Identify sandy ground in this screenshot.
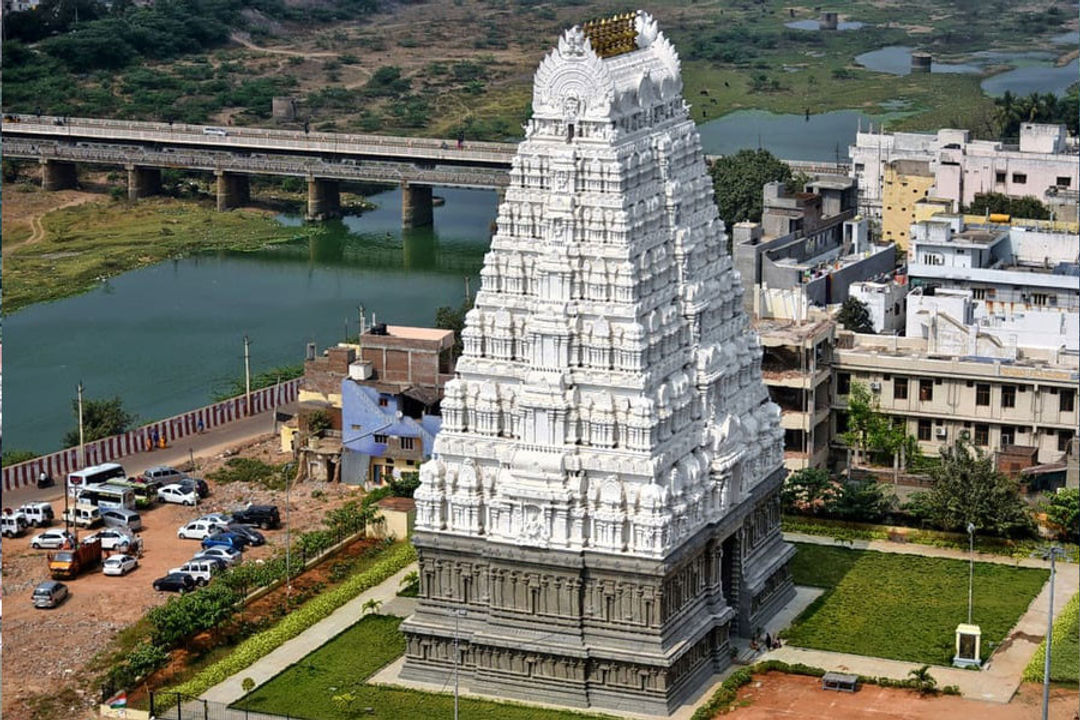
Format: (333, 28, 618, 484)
(0, 435, 365, 718)
(727, 672, 1079, 719)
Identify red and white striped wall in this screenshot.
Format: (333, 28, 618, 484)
(2, 379, 300, 493)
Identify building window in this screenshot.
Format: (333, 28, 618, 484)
(373, 434, 389, 444)
(972, 288, 987, 300)
(1031, 293, 1049, 306)
(976, 383, 990, 406)
(1000, 426, 1015, 446)
(973, 424, 989, 446)
(1060, 431, 1075, 453)
(837, 373, 851, 396)
(400, 437, 415, 450)
(919, 379, 933, 402)
(1001, 385, 1016, 408)
(1012, 173, 1027, 184)
(836, 411, 849, 435)
(995, 171, 1006, 183)
(379, 397, 389, 407)
(1061, 391, 1076, 413)
(1057, 176, 1072, 188)
(917, 419, 932, 441)
(893, 377, 908, 400)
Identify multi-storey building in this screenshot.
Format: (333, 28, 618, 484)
(402, 12, 792, 714)
(834, 331, 1078, 468)
(850, 123, 1080, 223)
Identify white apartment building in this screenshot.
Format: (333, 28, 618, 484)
(849, 279, 908, 334)
(850, 123, 1079, 221)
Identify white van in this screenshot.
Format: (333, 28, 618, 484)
(17, 502, 55, 527)
(203, 127, 228, 137)
(62, 504, 103, 529)
(2, 514, 29, 538)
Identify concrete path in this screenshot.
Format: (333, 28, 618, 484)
(773, 531, 1080, 703)
(3, 403, 295, 509)
(200, 563, 418, 705)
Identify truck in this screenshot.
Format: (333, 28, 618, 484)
(47, 536, 103, 579)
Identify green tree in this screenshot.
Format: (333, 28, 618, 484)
(1042, 488, 1079, 541)
(62, 396, 137, 448)
(825, 476, 894, 523)
(967, 193, 1051, 220)
(919, 437, 1034, 537)
(389, 470, 421, 498)
(434, 292, 475, 357)
(781, 467, 832, 514)
(836, 296, 875, 334)
(2, 449, 39, 466)
(361, 597, 383, 615)
(908, 665, 938, 695)
(841, 381, 918, 472)
(708, 148, 792, 225)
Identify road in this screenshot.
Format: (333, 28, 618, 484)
(2, 403, 295, 510)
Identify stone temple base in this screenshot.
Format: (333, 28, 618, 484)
(400, 470, 795, 716)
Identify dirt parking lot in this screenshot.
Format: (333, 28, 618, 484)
(728, 671, 1078, 719)
(1, 435, 365, 718)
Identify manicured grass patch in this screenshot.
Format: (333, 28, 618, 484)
(236, 615, 615, 720)
(1024, 593, 1079, 684)
(785, 543, 1048, 665)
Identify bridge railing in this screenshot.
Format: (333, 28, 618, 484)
(1, 379, 300, 493)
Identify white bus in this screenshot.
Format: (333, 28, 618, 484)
(67, 463, 126, 493)
(75, 483, 136, 511)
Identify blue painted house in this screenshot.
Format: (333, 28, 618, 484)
(340, 379, 441, 488)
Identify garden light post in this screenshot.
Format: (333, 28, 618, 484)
(1040, 545, 1065, 720)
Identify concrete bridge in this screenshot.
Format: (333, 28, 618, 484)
(1, 114, 516, 225)
(2, 115, 849, 225)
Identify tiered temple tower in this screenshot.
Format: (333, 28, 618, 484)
(400, 11, 794, 715)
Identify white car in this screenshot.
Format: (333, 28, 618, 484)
(158, 484, 198, 506)
(177, 520, 222, 540)
(197, 513, 232, 526)
(30, 529, 76, 549)
(88, 528, 138, 551)
(103, 554, 139, 576)
(169, 560, 221, 587)
(193, 546, 241, 566)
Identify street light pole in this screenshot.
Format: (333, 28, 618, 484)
(243, 335, 252, 417)
(1041, 545, 1066, 720)
(967, 522, 975, 625)
(77, 382, 86, 469)
(284, 462, 295, 600)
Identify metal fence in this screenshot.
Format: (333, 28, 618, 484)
(149, 693, 319, 720)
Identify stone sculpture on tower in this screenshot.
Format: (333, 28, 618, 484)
(400, 11, 793, 715)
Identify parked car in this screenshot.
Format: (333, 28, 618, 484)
(103, 554, 139, 576)
(87, 528, 139, 552)
(193, 546, 241, 566)
(226, 524, 266, 546)
(30, 529, 76, 549)
(197, 513, 232, 526)
(158, 484, 198, 506)
(200, 531, 247, 552)
(62, 504, 103, 529)
(2, 514, 29, 538)
(32, 580, 69, 609)
(177, 520, 223, 540)
(17, 502, 55, 527)
(231, 504, 281, 530)
(139, 466, 185, 487)
(177, 477, 210, 499)
(169, 560, 222, 586)
(152, 572, 196, 594)
(100, 507, 143, 532)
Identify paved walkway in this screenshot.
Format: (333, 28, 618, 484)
(200, 563, 418, 705)
(779, 531, 1079, 703)
(3, 404, 294, 509)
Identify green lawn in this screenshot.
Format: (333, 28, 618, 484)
(1024, 593, 1079, 685)
(234, 615, 616, 720)
(785, 543, 1048, 665)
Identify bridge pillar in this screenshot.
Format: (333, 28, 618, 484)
(126, 165, 162, 201)
(306, 178, 341, 221)
(401, 181, 433, 228)
(215, 171, 250, 211)
(40, 159, 78, 191)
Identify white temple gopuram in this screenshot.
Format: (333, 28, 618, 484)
(400, 11, 794, 715)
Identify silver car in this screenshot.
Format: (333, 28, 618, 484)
(103, 554, 139, 576)
(32, 580, 69, 608)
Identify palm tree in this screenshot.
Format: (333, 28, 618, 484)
(400, 570, 419, 588)
(907, 665, 937, 695)
(362, 598, 383, 615)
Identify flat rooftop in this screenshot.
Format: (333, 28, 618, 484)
(365, 326, 453, 342)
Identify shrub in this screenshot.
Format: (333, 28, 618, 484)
(167, 543, 416, 698)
